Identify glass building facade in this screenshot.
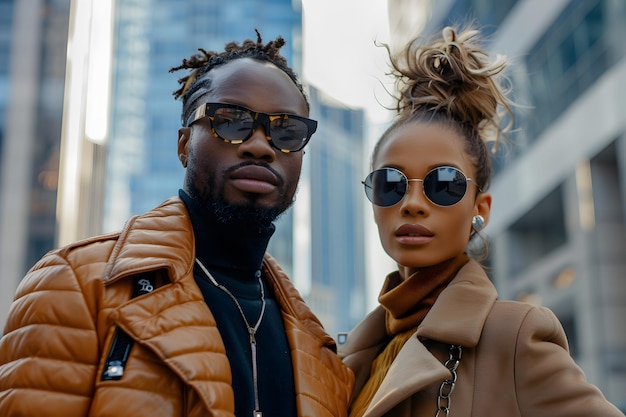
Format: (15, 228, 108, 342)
(0, 0, 13, 165)
(523, 0, 625, 146)
(0, 0, 70, 325)
(306, 87, 368, 336)
(1, 0, 70, 270)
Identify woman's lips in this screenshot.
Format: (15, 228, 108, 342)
(229, 165, 279, 194)
(395, 224, 434, 245)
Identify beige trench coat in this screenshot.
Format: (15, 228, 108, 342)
(339, 260, 622, 417)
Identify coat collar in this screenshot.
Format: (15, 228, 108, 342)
(340, 260, 496, 357)
(416, 259, 498, 347)
(340, 260, 497, 417)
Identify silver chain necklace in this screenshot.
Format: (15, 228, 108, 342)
(195, 258, 266, 417)
(435, 344, 462, 417)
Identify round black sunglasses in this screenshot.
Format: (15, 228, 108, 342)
(362, 166, 482, 207)
(186, 102, 317, 153)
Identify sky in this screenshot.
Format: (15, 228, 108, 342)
(301, 0, 394, 124)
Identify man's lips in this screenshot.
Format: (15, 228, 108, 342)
(395, 224, 434, 244)
(229, 165, 280, 194)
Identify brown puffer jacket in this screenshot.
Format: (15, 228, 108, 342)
(0, 198, 354, 417)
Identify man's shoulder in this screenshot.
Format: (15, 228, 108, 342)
(34, 197, 190, 277)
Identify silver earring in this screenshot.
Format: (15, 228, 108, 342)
(472, 215, 485, 231)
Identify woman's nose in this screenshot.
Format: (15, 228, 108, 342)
(399, 180, 429, 216)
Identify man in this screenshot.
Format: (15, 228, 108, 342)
(0, 32, 354, 417)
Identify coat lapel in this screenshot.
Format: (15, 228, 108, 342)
(362, 335, 450, 417)
(339, 308, 450, 417)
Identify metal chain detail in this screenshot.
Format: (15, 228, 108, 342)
(435, 345, 462, 417)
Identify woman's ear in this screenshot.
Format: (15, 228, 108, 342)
(475, 192, 492, 227)
(178, 127, 190, 168)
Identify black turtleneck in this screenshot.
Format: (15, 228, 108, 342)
(180, 190, 296, 417)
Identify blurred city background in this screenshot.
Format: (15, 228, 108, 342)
(0, 0, 624, 410)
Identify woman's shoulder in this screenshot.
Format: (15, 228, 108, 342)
(488, 301, 562, 328)
(482, 300, 567, 350)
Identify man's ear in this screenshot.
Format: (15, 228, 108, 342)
(178, 127, 190, 168)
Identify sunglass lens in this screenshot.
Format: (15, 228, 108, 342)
(423, 167, 467, 206)
(213, 107, 253, 141)
(269, 116, 309, 152)
(364, 168, 407, 207)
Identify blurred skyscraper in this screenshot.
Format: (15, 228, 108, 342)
(389, 0, 626, 410)
(0, 0, 70, 326)
(306, 87, 367, 336)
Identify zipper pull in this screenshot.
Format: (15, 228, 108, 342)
(103, 360, 125, 378)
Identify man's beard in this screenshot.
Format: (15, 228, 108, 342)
(186, 168, 294, 234)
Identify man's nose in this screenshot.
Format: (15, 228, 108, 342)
(236, 125, 276, 161)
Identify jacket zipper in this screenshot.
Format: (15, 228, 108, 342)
(101, 328, 134, 380)
(101, 275, 156, 381)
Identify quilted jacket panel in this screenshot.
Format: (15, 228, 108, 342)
(0, 198, 354, 417)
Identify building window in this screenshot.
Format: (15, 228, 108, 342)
(521, 0, 624, 144)
(506, 184, 567, 278)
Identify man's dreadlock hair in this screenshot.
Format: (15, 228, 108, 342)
(169, 29, 308, 126)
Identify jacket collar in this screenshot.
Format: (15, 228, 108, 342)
(101, 197, 195, 285)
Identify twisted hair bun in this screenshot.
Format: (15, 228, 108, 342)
(389, 26, 513, 144)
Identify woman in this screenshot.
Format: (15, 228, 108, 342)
(339, 25, 623, 417)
